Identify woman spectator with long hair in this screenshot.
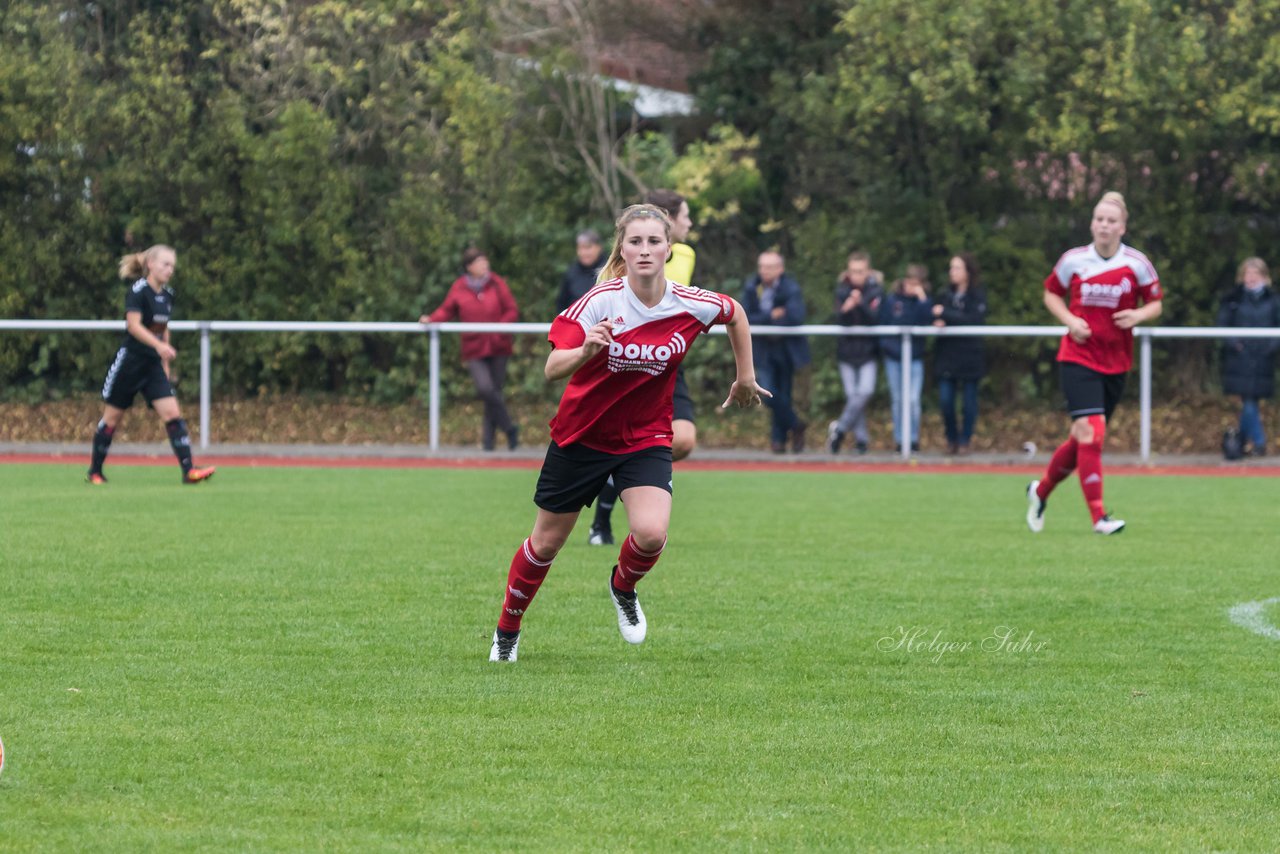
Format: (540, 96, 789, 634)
(932, 252, 988, 455)
(1217, 257, 1280, 457)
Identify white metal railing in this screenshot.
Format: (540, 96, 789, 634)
(2, 318, 1279, 461)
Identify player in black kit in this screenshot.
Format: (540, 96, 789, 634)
(87, 245, 216, 485)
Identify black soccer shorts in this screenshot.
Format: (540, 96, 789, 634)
(1059, 361, 1126, 421)
(101, 349, 174, 410)
(533, 441, 673, 514)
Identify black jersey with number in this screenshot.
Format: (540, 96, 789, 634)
(122, 278, 175, 360)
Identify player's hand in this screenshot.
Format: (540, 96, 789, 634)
(582, 319, 614, 358)
(721, 378, 772, 410)
(156, 343, 177, 361)
(1067, 316, 1091, 343)
(1111, 309, 1140, 330)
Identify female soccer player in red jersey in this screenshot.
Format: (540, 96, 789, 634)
(87, 245, 216, 485)
(489, 204, 770, 661)
(587, 188, 697, 546)
(1026, 192, 1163, 534)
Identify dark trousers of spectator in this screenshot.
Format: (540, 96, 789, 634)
(756, 350, 801, 446)
(466, 356, 514, 450)
(939, 377, 980, 447)
(1240, 397, 1266, 449)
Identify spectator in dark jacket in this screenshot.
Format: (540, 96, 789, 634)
(828, 251, 883, 454)
(743, 251, 811, 452)
(557, 230, 605, 312)
(932, 253, 988, 455)
(1217, 257, 1280, 456)
(878, 264, 934, 452)
(420, 247, 521, 451)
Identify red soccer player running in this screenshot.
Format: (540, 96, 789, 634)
(1026, 192, 1163, 535)
(488, 204, 770, 662)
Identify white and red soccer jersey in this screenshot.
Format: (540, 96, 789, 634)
(548, 277, 735, 453)
(1044, 242, 1162, 374)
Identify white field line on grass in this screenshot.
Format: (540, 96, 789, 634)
(1227, 597, 1280, 641)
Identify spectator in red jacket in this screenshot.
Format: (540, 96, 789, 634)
(420, 248, 521, 450)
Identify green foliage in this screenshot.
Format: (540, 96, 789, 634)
(687, 0, 1280, 402)
(0, 0, 592, 400)
(669, 124, 765, 227)
(5, 0, 1280, 406)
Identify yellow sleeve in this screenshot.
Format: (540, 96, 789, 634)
(665, 243, 696, 287)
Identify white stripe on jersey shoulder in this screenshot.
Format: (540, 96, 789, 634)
(566, 278, 625, 322)
(1121, 246, 1158, 281)
(1059, 245, 1092, 265)
(672, 284, 726, 308)
(1054, 245, 1091, 275)
(132, 278, 149, 293)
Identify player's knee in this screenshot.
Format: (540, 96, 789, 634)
(627, 524, 667, 554)
(1073, 415, 1105, 448)
(671, 421, 697, 461)
(529, 532, 566, 561)
(1070, 418, 1093, 444)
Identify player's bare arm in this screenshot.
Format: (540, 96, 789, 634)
(127, 310, 176, 360)
(162, 328, 174, 379)
(721, 298, 771, 409)
(545, 319, 613, 381)
(1112, 300, 1163, 330)
(1043, 291, 1091, 343)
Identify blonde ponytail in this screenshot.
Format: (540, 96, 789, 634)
(118, 252, 146, 280)
(117, 244, 176, 281)
(598, 204, 672, 282)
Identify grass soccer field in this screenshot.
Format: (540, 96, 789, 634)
(1, 462, 1278, 850)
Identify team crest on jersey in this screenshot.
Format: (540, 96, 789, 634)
(607, 332, 688, 376)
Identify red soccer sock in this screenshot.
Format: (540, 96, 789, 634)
(497, 538, 553, 633)
(1037, 437, 1078, 501)
(1077, 415, 1107, 523)
(612, 534, 666, 593)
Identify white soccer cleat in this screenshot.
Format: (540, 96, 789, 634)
(1025, 480, 1046, 533)
(1093, 515, 1126, 535)
(489, 629, 520, 662)
(608, 568, 647, 644)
